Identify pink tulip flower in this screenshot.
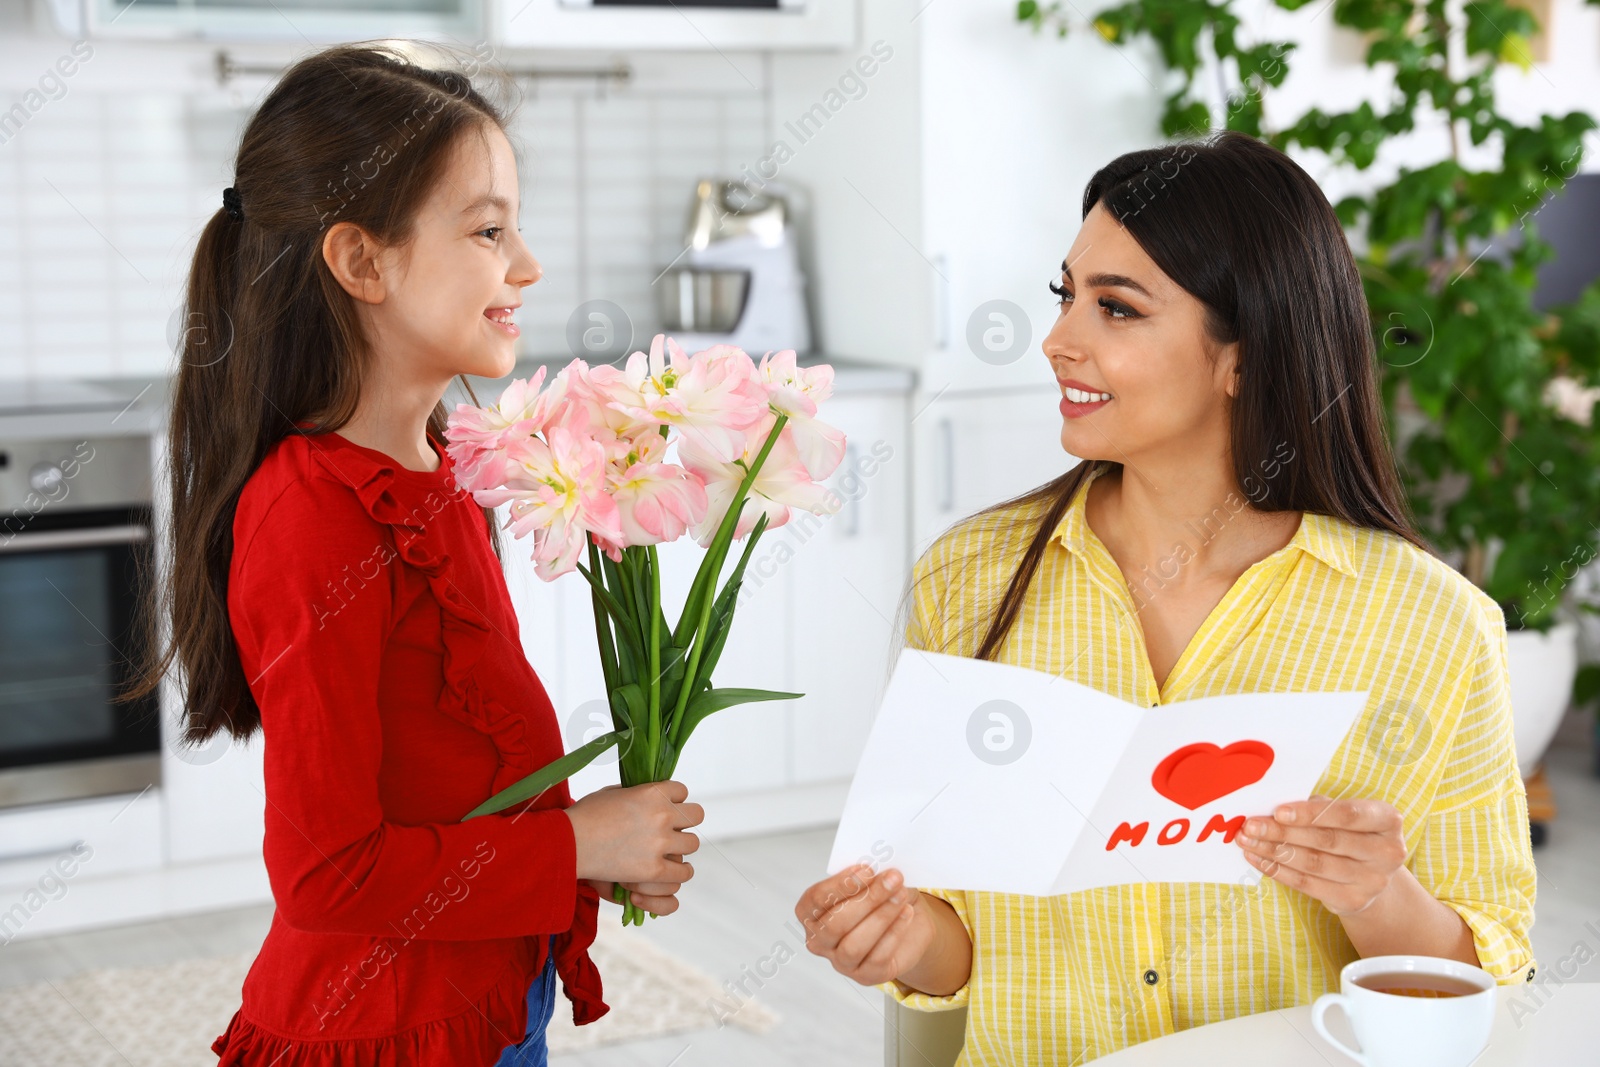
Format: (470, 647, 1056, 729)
(756, 350, 847, 482)
(445, 366, 553, 491)
(472, 426, 622, 580)
(680, 412, 841, 545)
(597, 335, 770, 464)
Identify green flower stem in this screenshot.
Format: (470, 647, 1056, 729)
(611, 880, 645, 925)
(647, 544, 662, 777)
(665, 413, 789, 746)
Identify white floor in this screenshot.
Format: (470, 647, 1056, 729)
(3, 715, 1599, 1066)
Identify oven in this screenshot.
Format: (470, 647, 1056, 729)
(0, 433, 161, 810)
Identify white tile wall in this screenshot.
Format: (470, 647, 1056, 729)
(0, 75, 769, 384)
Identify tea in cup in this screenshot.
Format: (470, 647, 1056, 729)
(1311, 955, 1497, 1067)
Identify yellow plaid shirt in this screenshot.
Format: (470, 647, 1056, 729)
(881, 463, 1538, 1065)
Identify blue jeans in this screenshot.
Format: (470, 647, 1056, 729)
(493, 936, 558, 1067)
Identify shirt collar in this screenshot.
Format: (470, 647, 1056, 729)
(1049, 463, 1361, 580)
(1292, 510, 1361, 579)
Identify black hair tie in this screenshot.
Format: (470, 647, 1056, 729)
(222, 186, 244, 222)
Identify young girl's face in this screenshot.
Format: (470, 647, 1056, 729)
(364, 122, 540, 385)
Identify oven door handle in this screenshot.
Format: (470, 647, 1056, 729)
(0, 524, 150, 553)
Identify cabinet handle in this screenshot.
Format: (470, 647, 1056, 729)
(938, 418, 955, 512)
(0, 840, 86, 865)
(842, 444, 861, 537)
(933, 254, 950, 349)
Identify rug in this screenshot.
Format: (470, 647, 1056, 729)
(0, 919, 777, 1064)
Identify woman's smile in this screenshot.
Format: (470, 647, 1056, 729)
(1058, 376, 1114, 418)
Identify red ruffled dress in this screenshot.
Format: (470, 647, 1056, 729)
(212, 427, 608, 1066)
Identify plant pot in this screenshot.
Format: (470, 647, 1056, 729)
(1506, 620, 1579, 777)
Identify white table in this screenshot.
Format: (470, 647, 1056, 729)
(1088, 983, 1599, 1065)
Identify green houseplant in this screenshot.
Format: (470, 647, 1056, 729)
(1019, 0, 1600, 772)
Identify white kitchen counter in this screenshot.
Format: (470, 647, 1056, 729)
(467, 350, 916, 399)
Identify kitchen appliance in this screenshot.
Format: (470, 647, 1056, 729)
(0, 412, 161, 811)
(656, 178, 813, 356)
(499, 0, 853, 50)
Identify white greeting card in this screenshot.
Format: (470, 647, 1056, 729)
(826, 650, 1368, 895)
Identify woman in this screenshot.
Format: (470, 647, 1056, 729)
(794, 132, 1537, 1064)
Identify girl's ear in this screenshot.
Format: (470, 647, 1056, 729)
(322, 221, 389, 305)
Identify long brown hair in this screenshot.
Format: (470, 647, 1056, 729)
(961, 132, 1425, 663)
(125, 43, 512, 747)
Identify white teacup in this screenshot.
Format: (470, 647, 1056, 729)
(1311, 955, 1497, 1067)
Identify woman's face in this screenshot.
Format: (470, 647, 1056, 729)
(1043, 203, 1237, 466)
(358, 123, 541, 385)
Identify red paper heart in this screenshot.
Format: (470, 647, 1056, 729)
(1150, 740, 1275, 810)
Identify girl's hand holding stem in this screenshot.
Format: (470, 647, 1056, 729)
(567, 780, 703, 918)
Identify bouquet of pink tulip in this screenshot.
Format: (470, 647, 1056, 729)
(448, 335, 845, 923)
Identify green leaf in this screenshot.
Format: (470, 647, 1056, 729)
(587, 542, 621, 697)
(1464, 0, 1538, 59)
(1334, 194, 1369, 227)
(1236, 42, 1293, 87)
(461, 729, 628, 820)
(678, 688, 801, 749)
(1574, 664, 1600, 710)
(696, 513, 771, 684)
(656, 642, 689, 714)
(1161, 92, 1211, 138)
(576, 562, 646, 668)
(612, 681, 646, 731)
(623, 547, 652, 631)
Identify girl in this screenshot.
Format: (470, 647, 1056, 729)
(130, 44, 704, 1066)
(794, 133, 1538, 1064)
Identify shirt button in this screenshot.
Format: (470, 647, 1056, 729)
(1527, 966, 1537, 982)
(1143, 968, 1160, 985)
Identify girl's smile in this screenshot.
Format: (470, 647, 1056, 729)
(484, 304, 520, 338)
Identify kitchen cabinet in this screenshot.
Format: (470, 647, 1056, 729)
(491, 0, 855, 52)
(778, 0, 1161, 388)
(787, 392, 910, 783)
(161, 719, 266, 865)
(910, 385, 1081, 555)
(145, 427, 267, 867)
(910, 0, 1161, 395)
(0, 790, 162, 890)
(0, 788, 166, 940)
(55, 0, 480, 42)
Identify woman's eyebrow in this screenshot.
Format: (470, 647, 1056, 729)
(1059, 263, 1154, 298)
